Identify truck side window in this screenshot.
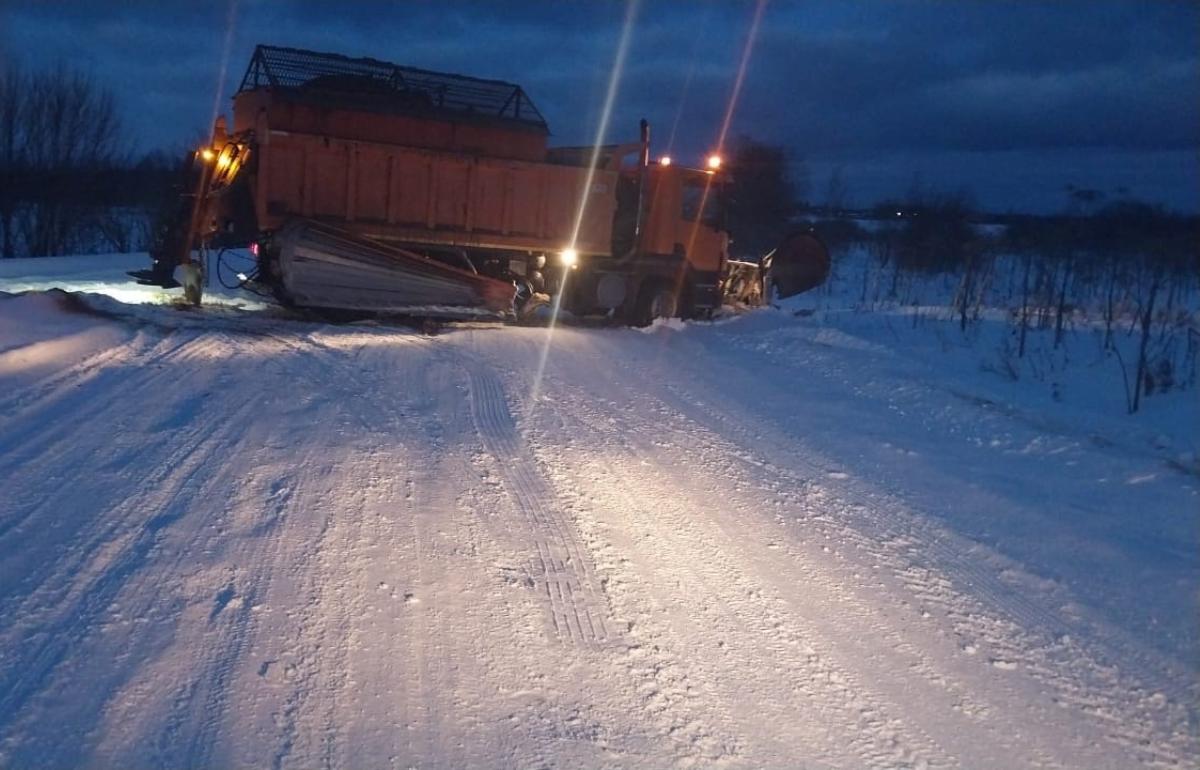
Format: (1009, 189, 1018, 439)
(681, 181, 720, 226)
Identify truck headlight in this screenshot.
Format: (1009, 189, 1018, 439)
(560, 248, 578, 267)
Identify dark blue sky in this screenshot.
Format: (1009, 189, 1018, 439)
(2, 0, 1197, 213)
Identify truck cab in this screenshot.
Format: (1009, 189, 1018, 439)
(565, 159, 728, 323)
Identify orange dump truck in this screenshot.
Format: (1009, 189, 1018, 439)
(133, 45, 827, 321)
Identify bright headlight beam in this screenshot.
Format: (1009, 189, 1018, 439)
(561, 248, 578, 267)
(531, 0, 641, 404)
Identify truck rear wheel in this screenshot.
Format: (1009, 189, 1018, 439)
(632, 280, 678, 326)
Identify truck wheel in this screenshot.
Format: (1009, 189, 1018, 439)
(633, 280, 677, 326)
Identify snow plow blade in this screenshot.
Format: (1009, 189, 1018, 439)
(764, 231, 831, 300)
(272, 220, 516, 318)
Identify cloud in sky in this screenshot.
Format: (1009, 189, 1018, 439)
(2, 0, 1197, 212)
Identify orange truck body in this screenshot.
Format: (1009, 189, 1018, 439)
(201, 46, 731, 320)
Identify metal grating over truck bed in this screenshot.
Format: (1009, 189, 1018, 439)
(237, 45, 549, 132)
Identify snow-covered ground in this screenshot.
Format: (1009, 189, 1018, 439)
(1, 255, 1196, 768)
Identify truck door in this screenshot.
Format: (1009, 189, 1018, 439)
(678, 173, 727, 274)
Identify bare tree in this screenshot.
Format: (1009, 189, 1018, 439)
(0, 56, 25, 258)
(0, 60, 127, 258)
(1002, 216, 1052, 358)
(896, 189, 977, 274)
(823, 164, 849, 215)
(23, 65, 125, 256)
(725, 136, 804, 259)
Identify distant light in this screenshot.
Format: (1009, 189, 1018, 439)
(236, 272, 248, 282)
(250, 242, 259, 256)
(200, 148, 215, 162)
(560, 248, 578, 267)
(706, 154, 722, 170)
(659, 155, 672, 166)
(896, 211, 902, 217)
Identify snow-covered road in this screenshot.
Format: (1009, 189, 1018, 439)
(0, 286, 1196, 768)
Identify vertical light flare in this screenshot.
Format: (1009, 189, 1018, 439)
(184, 0, 238, 275)
(653, 1, 767, 366)
(207, 0, 240, 140)
(664, 3, 713, 156)
(675, 0, 767, 279)
(676, 0, 768, 306)
(714, 0, 767, 157)
(531, 0, 641, 403)
(566, 0, 642, 249)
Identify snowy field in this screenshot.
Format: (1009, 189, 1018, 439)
(0, 254, 1196, 768)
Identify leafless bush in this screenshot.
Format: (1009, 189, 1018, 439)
(0, 57, 176, 258)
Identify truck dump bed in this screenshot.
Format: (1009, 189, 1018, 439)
(232, 46, 618, 257)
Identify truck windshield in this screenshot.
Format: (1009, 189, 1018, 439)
(681, 179, 721, 226)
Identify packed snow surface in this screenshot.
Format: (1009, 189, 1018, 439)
(0, 256, 1196, 768)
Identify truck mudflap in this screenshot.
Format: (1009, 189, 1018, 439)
(270, 220, 516, 318)
(689, 273, 723, 314)
(764, 231, 831, 300)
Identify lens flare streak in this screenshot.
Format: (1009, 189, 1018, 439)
(531, 0, 642, 403)
(208, 0, 240, 140)
(715, 0, 768, 157)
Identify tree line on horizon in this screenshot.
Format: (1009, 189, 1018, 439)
(1, 59, 1196, 291)
(0, 59, 181, 260)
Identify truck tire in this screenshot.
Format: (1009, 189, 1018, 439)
(632, 279, 678, 326)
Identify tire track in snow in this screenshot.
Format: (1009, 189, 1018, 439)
(0, 330, 213, 545)
(463, 358, 610, 648)
(146, 341, 345, 770)
(252, 329, 434, 770)
(153, 580, 263, 770)
(551, 329, 1192, 767)
(646, 378, 1195, 767)
(139, 328, 386, 769)
(537, 392, 954, 769)
(0, 329, 200, 464)
(262, 492, 345, 770)
(1, 327, 353, 767)
(458, 336, 739, 768)
(0, 331, 234, 616)
(0, 330, 264, 759)
(249, 332, 384, 770)
(0, 325, 149, 419)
